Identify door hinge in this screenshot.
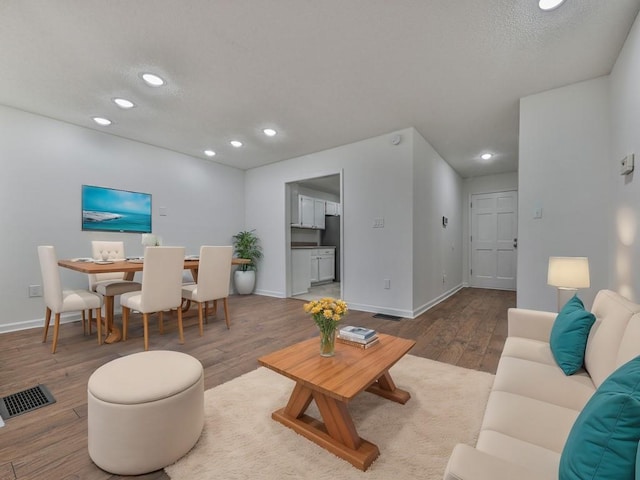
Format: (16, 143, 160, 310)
(470, 269, 473, 276)
(470, 202, 472, 208)
(470, 235, 472, 242)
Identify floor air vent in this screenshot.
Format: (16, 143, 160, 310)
(0, 384, 56, 419)
(373, 313, 402, 321)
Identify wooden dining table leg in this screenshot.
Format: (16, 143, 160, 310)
(103, 296, 122, 344)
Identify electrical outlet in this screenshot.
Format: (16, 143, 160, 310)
(29, 285, 43, 297)
(372, 217, 385, 228)
(384, 279, 391, 289)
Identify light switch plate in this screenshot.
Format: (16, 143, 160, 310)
(534, 207, 543, 219)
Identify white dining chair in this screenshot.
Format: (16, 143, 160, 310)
(37, 245, 104, 353)
(121, 246, 186, 351)
(88, 241, 141, 340)
(182, 245, 233, 335)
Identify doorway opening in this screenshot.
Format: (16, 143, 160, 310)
(286, 173, 342, 301)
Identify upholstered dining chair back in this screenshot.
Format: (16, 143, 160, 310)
(139, 246, 186, 312)
(181, 245, 234, 334)
(194, 246, 233, 302)
(37, 245, 103, 353)
(88, 240, 128, 290)
(38, 245, 65, 312)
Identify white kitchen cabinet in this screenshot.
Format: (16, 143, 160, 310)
(325, 201, 341, 216)
(310, 248, 335, 284)
(291, 249, 311, 295)
(313, 199, 325, 229)
(299, 196, 315, 227)
(293, 195, 326, 229)
(309, 249, 319, 283)
(318, 254, 335, 282)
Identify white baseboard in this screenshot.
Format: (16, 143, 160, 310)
(411, 284, 464, 318)
(0, 311, 83, 334)
(1, 285, 466, 334)
(252, 289, 286, 298)
(344, 302, 413, 319)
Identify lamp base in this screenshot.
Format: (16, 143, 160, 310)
(557, 288, 578, 312)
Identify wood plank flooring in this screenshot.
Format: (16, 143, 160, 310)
(0, 287, 514, 480)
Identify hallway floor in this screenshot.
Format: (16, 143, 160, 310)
(291, 281, 341, 301)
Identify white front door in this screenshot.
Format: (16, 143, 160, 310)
(470, 191, 518, 290)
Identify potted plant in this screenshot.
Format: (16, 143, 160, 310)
(232, 229, 263, 294)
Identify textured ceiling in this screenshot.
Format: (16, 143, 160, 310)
(0, 1, 638, 178)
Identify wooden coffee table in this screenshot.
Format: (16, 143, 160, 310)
(258, 333, 415, 470)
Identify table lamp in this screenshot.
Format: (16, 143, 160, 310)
(547, 256, 590, 312)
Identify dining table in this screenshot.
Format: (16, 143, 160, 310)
(58, 256, 250, 343)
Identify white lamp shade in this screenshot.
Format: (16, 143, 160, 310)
(547, 256, 590, 289)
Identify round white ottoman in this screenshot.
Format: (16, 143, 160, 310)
(87, 350, 204, 475)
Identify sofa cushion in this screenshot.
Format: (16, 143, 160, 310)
(492, 356, 594, 411)
(585, 290, 640, 387)
(481, 391, 580, 455)
(559, 355, 640, 480)
(617, 314, 640, 370)
(501, 337, 558, 366)
(550, 295, 596, 375)
(476, 430, 561, 479)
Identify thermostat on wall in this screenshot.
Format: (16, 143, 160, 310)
(621, 154, 634, 175)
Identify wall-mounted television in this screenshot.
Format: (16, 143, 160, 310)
(82, 185, 152, 233)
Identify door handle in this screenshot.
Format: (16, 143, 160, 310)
(513, 238, 518, 249)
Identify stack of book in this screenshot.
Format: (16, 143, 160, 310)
(337, 326, 379, 349)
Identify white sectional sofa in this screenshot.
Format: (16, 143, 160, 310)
(444, 289, 640, 480)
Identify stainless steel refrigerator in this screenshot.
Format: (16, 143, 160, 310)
(321, 215, 341, 282)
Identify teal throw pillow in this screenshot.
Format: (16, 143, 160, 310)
(559, 355, 640, 480)
(550, 295, 596, 375)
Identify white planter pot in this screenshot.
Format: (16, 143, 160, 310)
(234, 270, 256, 295)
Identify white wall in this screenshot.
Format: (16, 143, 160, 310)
(461, 173, 519, 286)
(518, 77, 611, 311)
(610, 12, 640, 302)
(245, 127, 463, 318)
(0, 105, 245, 332)
(413, 133, 464, 314)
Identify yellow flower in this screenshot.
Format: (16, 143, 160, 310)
(304, 297, 348, 328)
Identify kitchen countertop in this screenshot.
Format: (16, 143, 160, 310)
(291, 244, 336, 249)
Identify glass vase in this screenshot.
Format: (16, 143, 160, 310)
(319, 327, 336, 357)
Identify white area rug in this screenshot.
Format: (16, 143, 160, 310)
(165, 354, 494, 480)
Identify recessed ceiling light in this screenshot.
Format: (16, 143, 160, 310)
(230, 140, 243, 148)
(141, 73, 165, 87)
(538, 0, 566, 11)
(113, 98, 135, 109)
(204, 150, 216, 157)
(92, 117, 112, 126)
(263, 128, 277, 137)
(481, 153, 493, 160)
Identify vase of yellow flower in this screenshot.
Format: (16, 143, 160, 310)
(303, 297, 348, 357)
